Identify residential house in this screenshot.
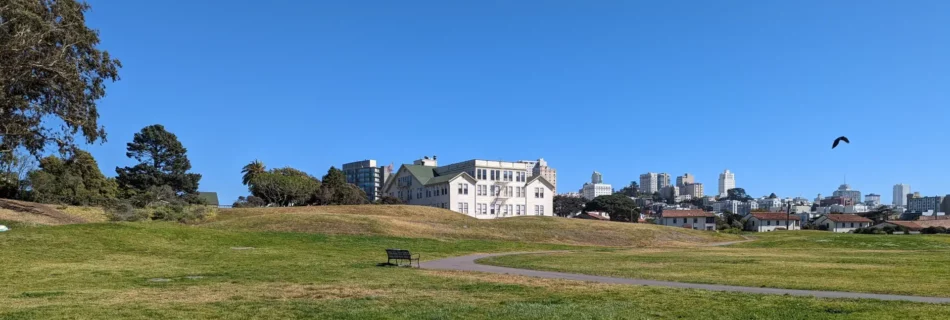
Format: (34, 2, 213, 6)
(744, 212, 801, 232)
(814, 214, 872, 233)
(658, 210, 716, 230)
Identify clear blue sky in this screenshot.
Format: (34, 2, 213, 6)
(80, 0, 950, 205)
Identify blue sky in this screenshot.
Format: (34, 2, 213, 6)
(80, 0, 950, 205)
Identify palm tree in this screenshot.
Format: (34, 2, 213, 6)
(241, 160, 266, 185)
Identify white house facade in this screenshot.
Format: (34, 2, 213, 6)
(657, 210, 716, 230)
(382, 158, 555, 219)
(744, 212, 801, 232)
(814, 214, 872, 233)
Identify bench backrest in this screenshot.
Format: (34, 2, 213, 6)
(386, 249, 412, 259)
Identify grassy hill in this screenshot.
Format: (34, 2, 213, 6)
(3, 203, 950, 318)
(482, 231, 950, 297)
(204, 205, 740, 247)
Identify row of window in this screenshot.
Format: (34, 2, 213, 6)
(473, 169, 527, 182)
(754, 220, 799, 226)
(457, 203, 544, 215)
(669, 217, 715, 224)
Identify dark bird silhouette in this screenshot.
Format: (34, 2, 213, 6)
(832, 136, 850, 149)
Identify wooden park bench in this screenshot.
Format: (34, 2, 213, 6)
(385, 249, 420, 268)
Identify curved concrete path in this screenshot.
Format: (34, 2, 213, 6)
(421, 250, 950, 304)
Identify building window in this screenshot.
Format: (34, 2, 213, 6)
(767, 220, 771, 226)
(490, 205, 496, 215)
(673, 218, 678, 224)
(850, 223, 854, 228)
(693, 218, 698, 224)
(516, 205, 522, 215)
(534, 205, 540, 215)
(540, 205, 544, 215)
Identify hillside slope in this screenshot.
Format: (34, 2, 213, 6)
(0, 199, 101, 225)
(204, 205, 739, 247)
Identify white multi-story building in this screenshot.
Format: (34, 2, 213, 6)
(718, 169, 735, 197)
(757, 197, 783, 212)
(893, 184, 911, 207)
(382, 157, 554, 219)
(640, 172, 659, 194)
(713, 200, 757, 215)
(581, 171, 612, 200)
(864, 194, 881, 207)
(676, 173, 694, 187)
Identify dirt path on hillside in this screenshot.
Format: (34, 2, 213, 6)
(0, 199, 88, 225)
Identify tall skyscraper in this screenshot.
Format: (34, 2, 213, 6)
(718, 169, 735, 197)
(893, 184, 911, 207)
(639, 172, 659, 194)
(657, 173, 671, 190)
(676, 173, 694, 187)
(591, 171, 603, 184)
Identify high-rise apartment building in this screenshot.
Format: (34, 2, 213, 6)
(581, 171, 612, 200)
(382, 157, 554, 219)
(657, 173, 671, 190)
(718, 170, 735, 197)
(832, 184, 862, 206)
(681, 183, 704, 198)
(907, 194, 942, 214)
(640, 173, 659, 194)
(342, 159, 391, 202)
(864, 194, 881, 207)
(676, 173, 694, 187)
(893, 184, 911, 207)
(520, 159, 557, 194)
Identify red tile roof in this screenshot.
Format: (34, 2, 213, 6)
(750, 213, 800, 221)
(877, 221, 923, 231)
(661, 210, 714, 218)
(825, 214, 872, 223)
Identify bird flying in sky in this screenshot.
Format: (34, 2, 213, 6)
(832, 136, 850, 149)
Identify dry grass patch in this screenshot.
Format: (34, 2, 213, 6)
(206, 205, 740, 247)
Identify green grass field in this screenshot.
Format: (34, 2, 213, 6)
(482, 231, 950, 297)
(3, 208, 950, 319)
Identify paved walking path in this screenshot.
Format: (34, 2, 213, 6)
(421, 244, 950, 304)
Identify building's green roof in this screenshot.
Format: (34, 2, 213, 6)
(425, 172, 466, 186)
(197, 192, 219, 206)
(404, 165, 436, 184)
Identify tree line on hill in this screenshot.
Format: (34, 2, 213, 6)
(231, 161, 386, 208)
(1, 124, 212, 222)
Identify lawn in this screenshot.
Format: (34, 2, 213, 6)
(3, 218, 950, 319)
(481, 231, 950, 297)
